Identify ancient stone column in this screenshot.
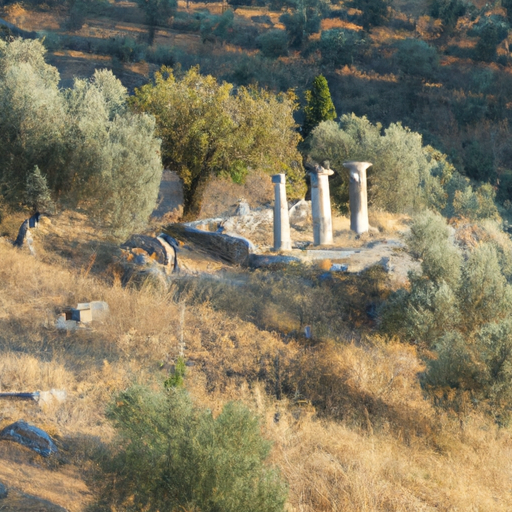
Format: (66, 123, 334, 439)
(343, 161, 372, 235)
(310, 164, 334, 246)
(272, 174, 292, 251)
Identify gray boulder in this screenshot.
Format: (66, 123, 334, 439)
(0, 421, 58, 457)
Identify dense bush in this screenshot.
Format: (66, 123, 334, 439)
(307, 114, 502, 217)
(394, 38, 439, 78)
(429, 0, 466, 32)
(351, 0, 390, 29)
(0, 39, 162, 235)
(381, 212, 512, 422)
(473, 18, 509, 62)
(257, 29, 288, 58)
(96, 386, 288, 512)
(308, 115, 449, 213)
(319, 29, 365, 68)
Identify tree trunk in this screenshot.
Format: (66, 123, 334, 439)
(182, 171, 211, 221)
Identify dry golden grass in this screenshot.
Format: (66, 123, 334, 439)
(2, 211, 512, 511)
(199, 171, 274, 218)
(337, 65, 399, 83)
(321, 18, 362, 31)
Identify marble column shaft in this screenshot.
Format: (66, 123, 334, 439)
(311, 168, 333, 246)
(343, 161, 372, 235)
(272, 174, 291, 251)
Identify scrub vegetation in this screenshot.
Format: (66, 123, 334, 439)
(2, 0, 512, 510)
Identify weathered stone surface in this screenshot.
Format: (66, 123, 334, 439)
(0, 480, 7, 499)
(235, 199, 250, 216)
(344, 161, 372, 235)
(310, 164, 334, 246)
(248, 254, 301, 269)
(89, 301, 110, 322)
(55, 315, 78, 330)
(165, 224, 255, 266)
(121, 234, 176, 268)
(272, 174, 292, 251)
(0, 421, 58, 457)
(289, 200, 311, 225)
(71, 305, 93, 324)
(330, 263, 348, 272)
(305, 249, 357, 260)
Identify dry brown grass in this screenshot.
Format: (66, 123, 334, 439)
(199, 171, 274, 219)
(1, 211, 512, 511)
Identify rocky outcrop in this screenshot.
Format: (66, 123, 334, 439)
(0, 421, 58, 457)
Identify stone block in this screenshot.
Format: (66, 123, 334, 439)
(0, 420, 58, 457)
(71, 305, 92, 324)
(56, 315, 77, 330)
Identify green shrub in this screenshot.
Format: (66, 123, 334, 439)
(319, 29, 365, 67)
(381, 212, 512, 421)
(0, 40, 162, 235)
(394, 38, 439, 78)
(352, 0, 390, 29)
(25, 165, 55, 213)
(96, 386, 288, 512)
(308, 115, 450, 213)
(474, 19, 509, 62)
(302, 75, 337, 137)
(429, 0, 466, 32)
(257, 29, 288, 58)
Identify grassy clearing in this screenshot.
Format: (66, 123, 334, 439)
(1, 211, 512, 510)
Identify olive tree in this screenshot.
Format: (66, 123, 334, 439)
(308, 114, 448, 213)
(380, 212, 512, 422)
(130, 66, 304, 220)
(0, 39, 163, 235)
(0, 39, 68, 202)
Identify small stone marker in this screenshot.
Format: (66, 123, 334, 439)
(72, 304, 93, 324)
(310, 163, 334, 246)
(0, 481, 7, 499)
(343, 161, 372, 235)
(272, 174, 292, 251)
(0, 420, 58, 457)
(235, 199, 250, 216)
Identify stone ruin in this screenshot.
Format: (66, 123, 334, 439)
(118, 233, 180, 287)
(343, 161, 372, 235)
(272, 160, 372, 251)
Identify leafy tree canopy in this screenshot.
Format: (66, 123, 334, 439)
(136, 0, 176, 43)
(130, 66, 305, 220)
(0, 39, 162, 236)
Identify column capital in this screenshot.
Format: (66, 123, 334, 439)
(272, 174, 286, 184)
(343, 161, 373, 173)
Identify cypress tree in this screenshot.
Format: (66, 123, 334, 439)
(25, 165, 54, 213)
(303, 75, 337, 137)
